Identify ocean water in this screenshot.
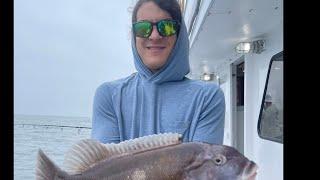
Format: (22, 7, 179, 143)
(14, 114, 92, 180)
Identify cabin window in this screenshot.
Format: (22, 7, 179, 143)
(258, 51, 283, 143)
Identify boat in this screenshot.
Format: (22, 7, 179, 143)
(179, 0, 283, 179)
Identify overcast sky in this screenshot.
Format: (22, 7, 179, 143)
(14, 0, 137, 118)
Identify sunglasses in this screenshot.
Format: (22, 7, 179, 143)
(133, 19, 180, 38)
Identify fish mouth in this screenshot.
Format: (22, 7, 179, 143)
(241, 161, 258, 180)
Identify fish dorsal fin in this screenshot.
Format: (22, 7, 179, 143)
(63, 133, 182, 174)
(105, 132, 182, 154)
(63, 139, 111, 175)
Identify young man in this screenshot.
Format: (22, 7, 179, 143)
(91, 0, 225, 145)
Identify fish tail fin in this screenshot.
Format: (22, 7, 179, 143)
(36, 149, 67, 180)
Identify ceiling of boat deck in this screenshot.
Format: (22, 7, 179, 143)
(188, 0, 283, 76)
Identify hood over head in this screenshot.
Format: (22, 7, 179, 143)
(131, 20, 190, 84)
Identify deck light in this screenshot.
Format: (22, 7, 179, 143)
(235, 40, 265, 54)
(236, 42, 251, 53)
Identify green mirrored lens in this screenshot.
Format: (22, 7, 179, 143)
(134, 22, 152, 38)
(158, 20, 177, 36)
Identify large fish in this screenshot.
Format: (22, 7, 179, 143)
(36, 133, 258, 180)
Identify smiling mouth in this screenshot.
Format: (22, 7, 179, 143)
(146, 46, 165, 50)
(146, 46, 166, 55)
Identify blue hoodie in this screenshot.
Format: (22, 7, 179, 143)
(91, 20, 225, 144)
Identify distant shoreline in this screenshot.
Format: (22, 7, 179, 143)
(14, 114, 90, 120)
(14, 114, 91, 128)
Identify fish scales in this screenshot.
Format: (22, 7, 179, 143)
(36, 133, 258, 180)
(77, 143, 201, 180)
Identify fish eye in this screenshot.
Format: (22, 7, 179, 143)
(213, 155, 226, 166)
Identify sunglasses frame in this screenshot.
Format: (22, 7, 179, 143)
(133, 19, 180, 38)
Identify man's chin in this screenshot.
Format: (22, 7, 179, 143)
(147, 65, 162, 73)
(143, 60, 166, 72)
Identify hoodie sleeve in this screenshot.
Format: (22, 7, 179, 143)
(91, 83, 120, 144)
(192, 85, 225, 144)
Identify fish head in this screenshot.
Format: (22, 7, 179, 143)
(185, 143, 258, 180)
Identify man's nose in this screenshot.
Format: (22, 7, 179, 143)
(149, 25, 162, 40)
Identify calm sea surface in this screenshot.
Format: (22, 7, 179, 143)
(14, 114, 92, 180)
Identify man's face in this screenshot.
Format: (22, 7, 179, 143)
(135, 2, 177, 73)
